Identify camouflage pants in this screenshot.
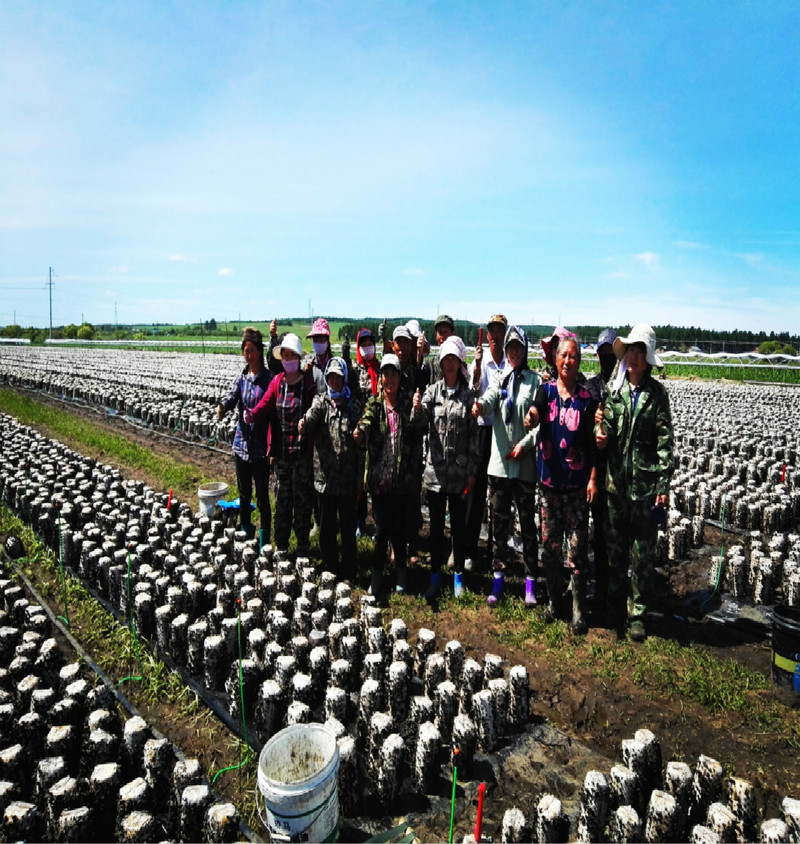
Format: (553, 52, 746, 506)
(488, 476, 538, 576)
(539, 485, 589, 576)
(605, 493, 657, 621)
(273, 455, 314, 551)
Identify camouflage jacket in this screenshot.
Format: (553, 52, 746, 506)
(596, 374, 674, 501)
(412, 379, 479, 494)
(357, 391, 421, 496)
(302, 392, 364, 496)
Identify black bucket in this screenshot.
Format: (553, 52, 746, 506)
(772, 604, 800, 707)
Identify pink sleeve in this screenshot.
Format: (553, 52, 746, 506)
(251, 375, 279, 421)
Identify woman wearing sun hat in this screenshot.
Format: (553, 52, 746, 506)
(595, 323, 674, 642)
(307, 317, 333, 393)
(540, 326, 577, 382)
(245, 332, 317, 559)
(472, 325, 541, 606)
(525, 335, 598, 633)
(354, 353, 422, 599)
(412, 336, 479, 602)
(299, 356, 363, 582)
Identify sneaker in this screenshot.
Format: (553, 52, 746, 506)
(464, 557, 474, 572)
(629, 619, 646, 642)
(491, 558, 506, 572)
(274, 548, 289, 562)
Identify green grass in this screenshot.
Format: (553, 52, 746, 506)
(0, 507, 202, 716)
(663, 364, 800, 383)
(0, 387, 211, 496)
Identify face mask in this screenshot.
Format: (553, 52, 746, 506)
(282, 358, 300, 374)
(361, 345, 376, 361)
(313, 341, 328, 357)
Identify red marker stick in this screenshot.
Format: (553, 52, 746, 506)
(782, 463, 787, 483)
(167, 489, 173, 510)
(478, 327, 484, 347)
(474, 781, 486, 841)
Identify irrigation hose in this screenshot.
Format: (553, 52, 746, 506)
(119, 546, 144, 685)
(56, 508, 70, 627)
(211, 604, 251, 784)
(701, 495, 726, 610)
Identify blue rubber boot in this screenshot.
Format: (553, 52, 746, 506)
(425, 571, 442, 604)
(487, 572, 504, 606)
(454, 572, 466, 598)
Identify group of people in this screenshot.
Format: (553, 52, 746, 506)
(218, 313, 674, 642)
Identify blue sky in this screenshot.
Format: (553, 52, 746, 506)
(2, 1, 798, 333)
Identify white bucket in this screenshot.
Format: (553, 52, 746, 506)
(257, 724, 340, 843)
(197, 482, 228, 518)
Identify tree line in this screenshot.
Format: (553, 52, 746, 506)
(336, 320, 799, 354)
(3, 317, 797, 354)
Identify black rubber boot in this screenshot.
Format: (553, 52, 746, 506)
(571, 572, 588, 635)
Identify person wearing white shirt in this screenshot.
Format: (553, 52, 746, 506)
(465, 313, 511, 571)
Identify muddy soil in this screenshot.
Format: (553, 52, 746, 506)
(6, 389, 800, 842)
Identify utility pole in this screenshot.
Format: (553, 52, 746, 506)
(48, 267, 55, 340)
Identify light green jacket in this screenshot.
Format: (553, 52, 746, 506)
(478, 369, 540, 482)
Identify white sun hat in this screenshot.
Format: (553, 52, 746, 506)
(613, 323, 663, 368)
(272, 332, 304, 359)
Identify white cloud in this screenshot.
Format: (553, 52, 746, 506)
(167, 254, 198, 263)
(635, 252, 659, 267)
(677, 240, 704, 250)
(217, 267, 234, 276)
(111, 265, 129, 273)
(736, 252, 764, 267)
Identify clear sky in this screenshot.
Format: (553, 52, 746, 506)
(2, 1, 798, 333)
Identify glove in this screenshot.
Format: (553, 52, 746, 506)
(377, 319, 386, 341)
(341, 337, 351, 360)
(243, 409, 255, 425)
(216, 404, 224, 421)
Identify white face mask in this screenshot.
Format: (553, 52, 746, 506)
(361, 344, 376, 361)
(312, 341, 328, 357)
(282, 358, 300, 374)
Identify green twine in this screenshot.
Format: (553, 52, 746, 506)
(119, 546, 143, 685)
(448, 752, 458, 844)
(211, 604, 251, 784)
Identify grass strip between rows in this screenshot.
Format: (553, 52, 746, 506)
(0, 387, 210, 497)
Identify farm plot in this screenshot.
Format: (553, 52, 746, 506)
(2, 352, 800, 841)
(0, 543, 245, 841)
(2, 412, 800, 843)
(0, 346, 240, 444)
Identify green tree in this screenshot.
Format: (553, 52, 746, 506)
(63, 323, 78, 339)
(77, 323, 95, 341)
(1, 324, 22, 338)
